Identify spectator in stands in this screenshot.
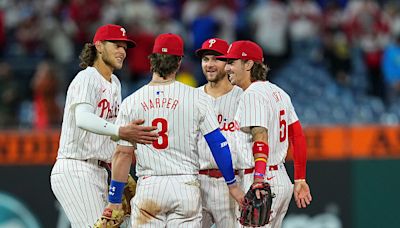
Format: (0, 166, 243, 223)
(382, 33, 400, 104)
(344, 0, 390, 100)
(124, 21, 155, 97)
(322, 0, 352, 86)
(68, 0, 101, 48)
(0, 62, 19, 128)
(288, 0, 322, 62)
(31, 61, 62, 129)
(249, 0, 289, 79)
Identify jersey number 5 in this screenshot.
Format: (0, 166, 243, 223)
(152, 118, 168, 149)
(279, 110, 287, 142)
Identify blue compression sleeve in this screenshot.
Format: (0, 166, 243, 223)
(204, 129, 236, 185)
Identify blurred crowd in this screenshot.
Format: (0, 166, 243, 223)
(0, 0, 400, 129)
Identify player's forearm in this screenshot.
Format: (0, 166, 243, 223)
(108, 145, 134, 204)
(251, 126, 269, 182)
(288, 121, 307, 180)
(75, 103, 119, 138)
(204, 129, 236, 185)
(111, 145, 134, 182)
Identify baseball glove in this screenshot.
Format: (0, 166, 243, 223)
(121, 174, 137, 215)
(239, 182, 275, 227)
(93, 175, 137, 228)
(93, 208, 125, 228)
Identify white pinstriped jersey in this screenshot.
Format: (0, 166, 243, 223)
(197, 86, 242, 170)
(57, 66, 121, 162)
(235, 81, 299, 166)
(116, 81, 220, 176)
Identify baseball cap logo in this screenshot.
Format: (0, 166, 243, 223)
(162, 48, 168, 53)
(120, 27, 126, 37)
(208, 39, 216, 48)
(242, 52, 247, 57)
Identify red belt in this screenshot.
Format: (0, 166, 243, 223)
(199, 168, 254, 178)
(268, 165, 279, 171)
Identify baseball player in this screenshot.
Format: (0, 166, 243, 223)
(195, 38, 254, 228)
(50, 24, 158, 228)
(99, 33, 245, 228)
(217, 40, 312, 228)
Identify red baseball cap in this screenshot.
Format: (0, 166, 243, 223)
(217, 40, 264, 62)
(195, 38, 229, 57)
(93, 24, 136, 48)
(152, 33, 184, 56)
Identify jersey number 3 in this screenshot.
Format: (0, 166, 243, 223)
(152, 118, 168, 149)
(279, 110, 287, 142)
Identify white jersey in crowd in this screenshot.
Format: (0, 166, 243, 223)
(57, 66, 121, 162)
(196, 85, 244, 170)
(116, 81, 220, 177)
(235, 81, 299, 166)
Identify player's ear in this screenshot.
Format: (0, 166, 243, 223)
(244, 60, 254, 71)
(94, 41, 104, 54)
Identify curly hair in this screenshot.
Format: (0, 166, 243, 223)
(149, 53, 182, 78)
(248, 60, 269, 82)
(79, 43, 98, 69)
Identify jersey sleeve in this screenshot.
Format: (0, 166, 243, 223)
(68, 73, 99, 109)
(197, 95, 220, 135)
(115, 98, 135, 147)
(235, 91, 270, 133)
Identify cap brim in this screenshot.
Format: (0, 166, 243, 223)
(106, 38, 136, 48)
(215, 55, 238, 61)
(195, 48, 223, 57)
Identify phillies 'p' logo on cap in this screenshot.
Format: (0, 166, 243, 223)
(93, 24, 136, 48)
(208, 39, 217, 47)
(152, 33, 184, 56)
(216, 40, 264, 62)
(195, 38, 229, 57)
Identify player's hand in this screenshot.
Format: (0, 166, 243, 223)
(252, 178, 265, 199)
(119, 119, 158, 144)
(293, 180, 312, 208)
(106, 202, 123, 210)
(228, 182, 245, 207)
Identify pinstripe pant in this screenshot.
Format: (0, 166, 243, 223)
(131, 175, 202, 228)
(199, 174, 237, 228)
(238, 164, 294, 228)
(50, 159, 108, 228)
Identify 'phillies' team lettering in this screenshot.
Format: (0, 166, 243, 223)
(217, 114, 240, 132)
(98, 99, 119, 119)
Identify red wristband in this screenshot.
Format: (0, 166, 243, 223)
(252, 141, 269, 157)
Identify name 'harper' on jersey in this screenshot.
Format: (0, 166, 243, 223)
(141, 97, 179, 111)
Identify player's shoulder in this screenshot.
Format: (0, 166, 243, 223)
(124, 84, 148, 102)
(71, 67, 98, 84)
(231, 85, 244, 96)
(111, 74, 121, 87)
(267, 81, 291, 98)
(196, 85, 205, 92)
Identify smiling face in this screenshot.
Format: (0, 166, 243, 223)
(224, 59, 252, 90)
(201, 54, 227, 83)
(100, 41, 127, 70)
